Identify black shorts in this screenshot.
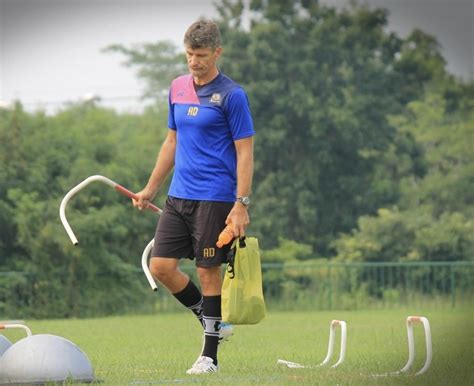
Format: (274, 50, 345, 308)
(152, 196, 234, 267)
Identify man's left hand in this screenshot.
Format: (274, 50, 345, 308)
(225, 203, 250, 238)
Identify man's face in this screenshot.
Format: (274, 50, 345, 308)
(185, 46, 222, 79)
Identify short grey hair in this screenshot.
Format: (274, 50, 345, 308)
(184, 19, 221, 50)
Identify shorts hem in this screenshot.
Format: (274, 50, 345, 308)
(151, 254, 193, 260)
(195, 260, 226, 268)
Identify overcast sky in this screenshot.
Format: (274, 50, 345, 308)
(0, 0, 472, 113)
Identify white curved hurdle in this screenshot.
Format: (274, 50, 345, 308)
(60, 175, 161, 245)
(277, 319, 347, 369)
(276, 359, 306, 369)
(142, 239, 157, 291)
(0, 323, 32, 337)
(372, 315, 433, 377)
(398, 316, 432, 376)
(60, 175, 161, 291)
(1, 323, 32, 357)
(320, 320, 347, 368)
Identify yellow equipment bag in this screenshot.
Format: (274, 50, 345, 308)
(221, 237, 266, 325)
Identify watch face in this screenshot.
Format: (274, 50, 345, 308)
(239, 196, 250, 206)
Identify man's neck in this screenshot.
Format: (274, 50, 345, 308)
(193, 67, 219, 86)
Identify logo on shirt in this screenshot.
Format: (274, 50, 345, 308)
(210, 93, 221, 104)
(187, 106, 199, 116)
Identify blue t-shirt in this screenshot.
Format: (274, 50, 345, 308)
(167, 73, 255, 202)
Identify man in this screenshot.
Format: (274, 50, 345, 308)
(133, 19, 254, 375)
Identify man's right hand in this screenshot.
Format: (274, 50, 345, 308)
(133, 187, 157, 211)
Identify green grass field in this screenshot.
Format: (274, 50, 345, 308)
(3, 308, 473, 385)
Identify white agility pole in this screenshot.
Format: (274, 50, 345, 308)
(60, 175, 161, 291)
(141, 239, 157, 291)
(0, 323, 33, 336)
(278, 319, 347, 369)
(398, 316, 432, 376)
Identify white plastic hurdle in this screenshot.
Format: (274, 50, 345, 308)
(0, 323, 32, 357)
(60, 175, 161, 245)
(320, 319, 347, 368)
(60, 175, 161, 290)
(398, 316, 432, 376)
(0, 323, 32, 337)
(278, 319, 347, 369)
(141, 238, 157, 291)
(372, 315, 432, 377)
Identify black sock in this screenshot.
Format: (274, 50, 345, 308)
(173, 280, 203, 327)
(202, 295, 221, 365)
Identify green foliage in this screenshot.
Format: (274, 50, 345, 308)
(214, 0, 449, 253)
(0, 103, 169, 318)
(104, 0, 469, 260)
(260, 238, 324, 308)
(334, 87, 474, 262)
(261, 237, 313, 262)
(333, 207, 474, 262)
(103, 41, 187, 101)
(1, 0, 473, 319)
(394, 91, 474, 216)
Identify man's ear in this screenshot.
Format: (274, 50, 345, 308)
(215, 46, 223, 59)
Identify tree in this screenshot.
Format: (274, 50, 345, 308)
(394, 90, 474, 217)
(216, 0, 447, 253)
(333, 88, 474, 262)
(104, 41, 186, 102)
(0, 102, 170, 317)
(101, 0, 454, 256)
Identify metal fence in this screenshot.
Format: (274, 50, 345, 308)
(1, 261, 473, 317)
(190, 261, 474, 310)
(259, 261, 474, 310)
(153, 260, 474, 312)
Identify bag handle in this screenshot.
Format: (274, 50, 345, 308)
(235, 236, 251, 282)
(226, 237, 246, 279)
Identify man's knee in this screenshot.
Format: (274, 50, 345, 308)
(197, 266, 222, 295)
(149, 258, 177, 283)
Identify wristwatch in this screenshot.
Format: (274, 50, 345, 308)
(236, 196, 250, 206)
